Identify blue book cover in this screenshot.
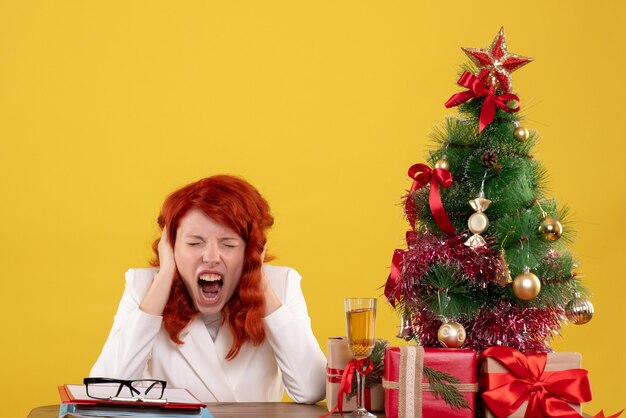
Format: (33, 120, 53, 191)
(59, 403, 214, 418)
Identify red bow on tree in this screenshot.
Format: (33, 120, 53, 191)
(384, 249, 404, 308)
(445, 71, 520, 132)
(384, 231, 417, 307)
(404, 163, 456, 235)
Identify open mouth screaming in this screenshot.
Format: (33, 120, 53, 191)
(198, 273, 223, 304)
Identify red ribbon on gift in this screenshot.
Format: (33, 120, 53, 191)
(405, 163, 456, 235)
(480, 346, 592, 418)
(324, 358, 374, 417)
(327, 366, 344, 383)
(445, 71, 520, 132)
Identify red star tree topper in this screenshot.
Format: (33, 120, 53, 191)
(462, 27, 533, 93)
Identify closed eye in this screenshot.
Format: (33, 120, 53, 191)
(220, 239, 241, 248)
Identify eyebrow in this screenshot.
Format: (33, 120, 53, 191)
(184, 235, 205, 241)
(219, 236, 242, 242)
(183, 234, 241, 241)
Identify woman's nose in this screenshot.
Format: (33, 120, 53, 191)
(202, 244, 220, 264)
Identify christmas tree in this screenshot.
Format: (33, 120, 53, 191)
(384, 28, 594, 353)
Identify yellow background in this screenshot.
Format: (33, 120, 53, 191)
(1, 1, 624, 416)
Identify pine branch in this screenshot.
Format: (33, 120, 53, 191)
(422, 366, 471, 410)
(420, 264, 483, 318)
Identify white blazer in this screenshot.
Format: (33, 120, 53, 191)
(90, 265, 326, 404)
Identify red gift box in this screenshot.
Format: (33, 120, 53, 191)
(478, 346, 592, 418)
(383, 346, 477, 418)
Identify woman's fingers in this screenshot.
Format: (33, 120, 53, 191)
(140, 227, 177, 315)
(158, 227, 176, 274)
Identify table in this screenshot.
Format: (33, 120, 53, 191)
(29, 403, 388, 418)
(27, 404, 596, 418)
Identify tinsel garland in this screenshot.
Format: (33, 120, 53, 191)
(399, 230, 501, 301)
(395, 230, 564, 352)
(466, 302, 563, 352)
(411, 304, 562, 353)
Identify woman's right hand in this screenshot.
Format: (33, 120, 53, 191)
(140, 227, 178, 316)
(157, 227, 177, 279)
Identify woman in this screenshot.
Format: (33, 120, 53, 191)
(90, 175, 326, 403)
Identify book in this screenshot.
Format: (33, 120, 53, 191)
(58, 403, 214, 418)
(58, 384, 212, 418)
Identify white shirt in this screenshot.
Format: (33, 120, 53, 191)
(90, 265, 326, 403)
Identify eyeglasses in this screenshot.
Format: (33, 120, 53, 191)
(83, 378, 167, 403)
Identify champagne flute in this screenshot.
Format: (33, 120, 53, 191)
(344, 298, 377, 418)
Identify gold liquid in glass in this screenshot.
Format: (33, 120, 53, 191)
(346, 307, 375, 358)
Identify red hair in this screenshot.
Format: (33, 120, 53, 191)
(150, 175, 274, 360)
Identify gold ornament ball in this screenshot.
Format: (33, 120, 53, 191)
(437, 321, 466, 348)
(435, 158, 450, 171)
(566, 295, 594, 325)
(512, 271, 541, 300)
(539, 217, 563, 241)
(513, 126, 529, 141)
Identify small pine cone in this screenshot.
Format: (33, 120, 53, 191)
(481, 150, 498, 167)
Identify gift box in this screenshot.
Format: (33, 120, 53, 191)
(326, 337, 385, 413)
(383, 346, 477, 418)
(479, 346, 592, 418)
